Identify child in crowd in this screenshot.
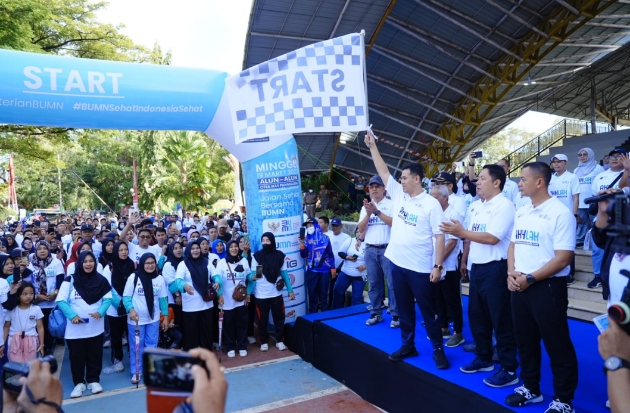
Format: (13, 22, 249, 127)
(159, 307, 182, 349)
(3, 282, 44, 362)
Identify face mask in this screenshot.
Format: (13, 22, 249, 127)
(262, 243, 273, 251)
(306, 227, 315, 235)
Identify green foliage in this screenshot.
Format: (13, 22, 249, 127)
(318, 209, 335, 219)
(338, 212, 360, 222)
(474, 128, 538, 166)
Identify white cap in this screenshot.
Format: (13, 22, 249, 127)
(551, 154, 568, 162)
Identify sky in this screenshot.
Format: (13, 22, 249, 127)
(96, 0, 560, 136)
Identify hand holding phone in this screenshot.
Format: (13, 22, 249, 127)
(299, 227, 306, 240)
(255, 265, 263, 279)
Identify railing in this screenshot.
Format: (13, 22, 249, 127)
(506, 119, 612, 176)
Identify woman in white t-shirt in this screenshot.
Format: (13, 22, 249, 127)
(56, 251, 113, 399)
(123, 253, 168, 384)
(3, 282, 44, 362)
(215, 240, 250, 358)
(574, 147, 605, 244)
(173, 240, 220, 351)
(162, 241, 185, 328)
(249, 232, 295, 352)
(28, 240, 65, 355)
(102, 241, 136, 373)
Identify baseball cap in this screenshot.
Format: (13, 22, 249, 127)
(331, 218, 342, 226)
(431, 172, 456, 186)
(550, 154, 568, 162)
(81, 224, 94, 232)
(302, 217, 317, 226)
(368, 175, 384, 187)
(609, 148, 628, 156)
(217, 219, 228, 228)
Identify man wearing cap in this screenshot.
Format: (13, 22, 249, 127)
(327, 218, 351, 306)
(432, 172, 467, 221)
(549, 154, 580, 284)
(358, 175, 398, 327)
(81, 224, 102, 258)
(365, 130, 449, 369)
(587, 148, 630, 289)
(217, 219, 232, 243)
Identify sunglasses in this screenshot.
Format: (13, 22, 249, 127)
(578, 153, 588, 157)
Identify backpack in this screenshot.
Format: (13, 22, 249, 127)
(48, 278, 74, 339)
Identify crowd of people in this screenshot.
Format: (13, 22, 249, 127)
(0, 210, 300, 401)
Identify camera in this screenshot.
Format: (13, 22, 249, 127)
(3, 355, 58, 393)
(603, 192, 630, 334)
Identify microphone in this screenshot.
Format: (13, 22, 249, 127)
(583, 187, 630, 204)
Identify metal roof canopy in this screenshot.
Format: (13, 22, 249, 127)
(243, 0, 630, 177)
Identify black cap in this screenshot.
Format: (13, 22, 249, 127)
(368, 175, 385, 187)
(81, 224, 94, 232)
(609, 148, 628, 156)
(302, 217, 317, 226)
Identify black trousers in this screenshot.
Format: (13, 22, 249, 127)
(256, 295, 285, 344)
(40, 308, 54, 354)
(469, 260, 518, 371)
(247, 295, 257, 337)
(169, 303, 183, 334)
(391, 263, 442, 349)
(107, 315, 127, 363)
(435, 270, 464, 333)
(512, 277, 578, 402)
(66, 334, 104, 385)
(223, 305, 248, 351)
(183, 308, 214, 351)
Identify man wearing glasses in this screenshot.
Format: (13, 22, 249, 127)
(587, 148, 630, 289)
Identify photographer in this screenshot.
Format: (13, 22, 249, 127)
(592, 189, 630, 412)
(2, 358, 63, 413)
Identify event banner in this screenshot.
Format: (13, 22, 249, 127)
(225, 33, 368, 143)
(241, 139, 306, 322)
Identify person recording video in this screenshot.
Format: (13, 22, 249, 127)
(592, 188, 630, 412)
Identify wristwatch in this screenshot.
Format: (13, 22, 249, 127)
(174, 292, 181, 297)
(375, 210, 381, 216)
(433, 264, 443, 271)
(525, 273, 536, 285)
(604, 356, 630, 374)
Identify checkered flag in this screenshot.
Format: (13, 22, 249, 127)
(225, 33, 368, 143)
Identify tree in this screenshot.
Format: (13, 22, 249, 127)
(474, 128, 538, 166)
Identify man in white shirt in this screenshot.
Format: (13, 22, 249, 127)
(365, 130, 448, 369)
(327, 218, 352, 306)
(317, 217, 332, 237)
(441, 165, 519, 387)
(182, 212, 195, 228)
(549, 154, 580, 284)
(430, 185, 465, 348)
(497, 159, 520, 206)
(588, 148, 630, 289)
(358, 175, 397, 327)
(81, 224, 102, 259)
(505, 162, 577, 413)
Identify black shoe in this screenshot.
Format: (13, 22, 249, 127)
(566, 276, 575, 285)
(505, 385, 543, 407)
(389, 346, 418, 362)
(433, 347, 449, 369)
(463, 342, 477, 353)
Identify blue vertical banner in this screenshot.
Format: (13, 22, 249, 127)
(242, 138, 306, 322)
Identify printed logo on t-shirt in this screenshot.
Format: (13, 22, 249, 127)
(579, 176, 593, 184)
(397, 207, 418, 226)
(550, 189, 568, 198)
(471, 223, 486, 232)
(29, 315, 36, 321)
(514, 229, 540, 246)
(73, 290, 83, 300)
(368, 215, 386, 226)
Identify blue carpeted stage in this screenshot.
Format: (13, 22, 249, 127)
(288, 296, 608, 413)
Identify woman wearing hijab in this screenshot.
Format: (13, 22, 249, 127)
(250, 232, 295, 352)
(163, 241, 185, 329)
(66, 243, 104, 275)
(215, 240, 251, 358)
(56, 251, 112, 398)
(21, 237, 35, 254)
(4, 234, 18, 254)
(173, 240, 220, 350)
(236, 235, 256, 344)
(99, 237, 116, 271)
(0, 255, 21, 310)
(299, 219, 334, 314)
(8, 248, 34, 285)
(102, 242, 135, 374)
(211, 240, 226, 261)
(64, 242, 82, 273)
(28, 240, 65, 355)
(574, 147, 605, 245)
(123, 253, 169, 384)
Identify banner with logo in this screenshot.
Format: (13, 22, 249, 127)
(241, 139, 306, 322)
(225, 33, 368, 142)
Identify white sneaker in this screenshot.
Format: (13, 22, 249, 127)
(247, 336, 256, 344)
(113, 360, 125, 373)
(71, 383, 86, 398)
(227, 350, 236, 358)
(276, 342, 288, 351)
(122, 336, 128, 346)
(103, 340, 111, 348)
(87, 382, 103, 394)
(260, 343, 269, 352)
(239, 350, 247, 357)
